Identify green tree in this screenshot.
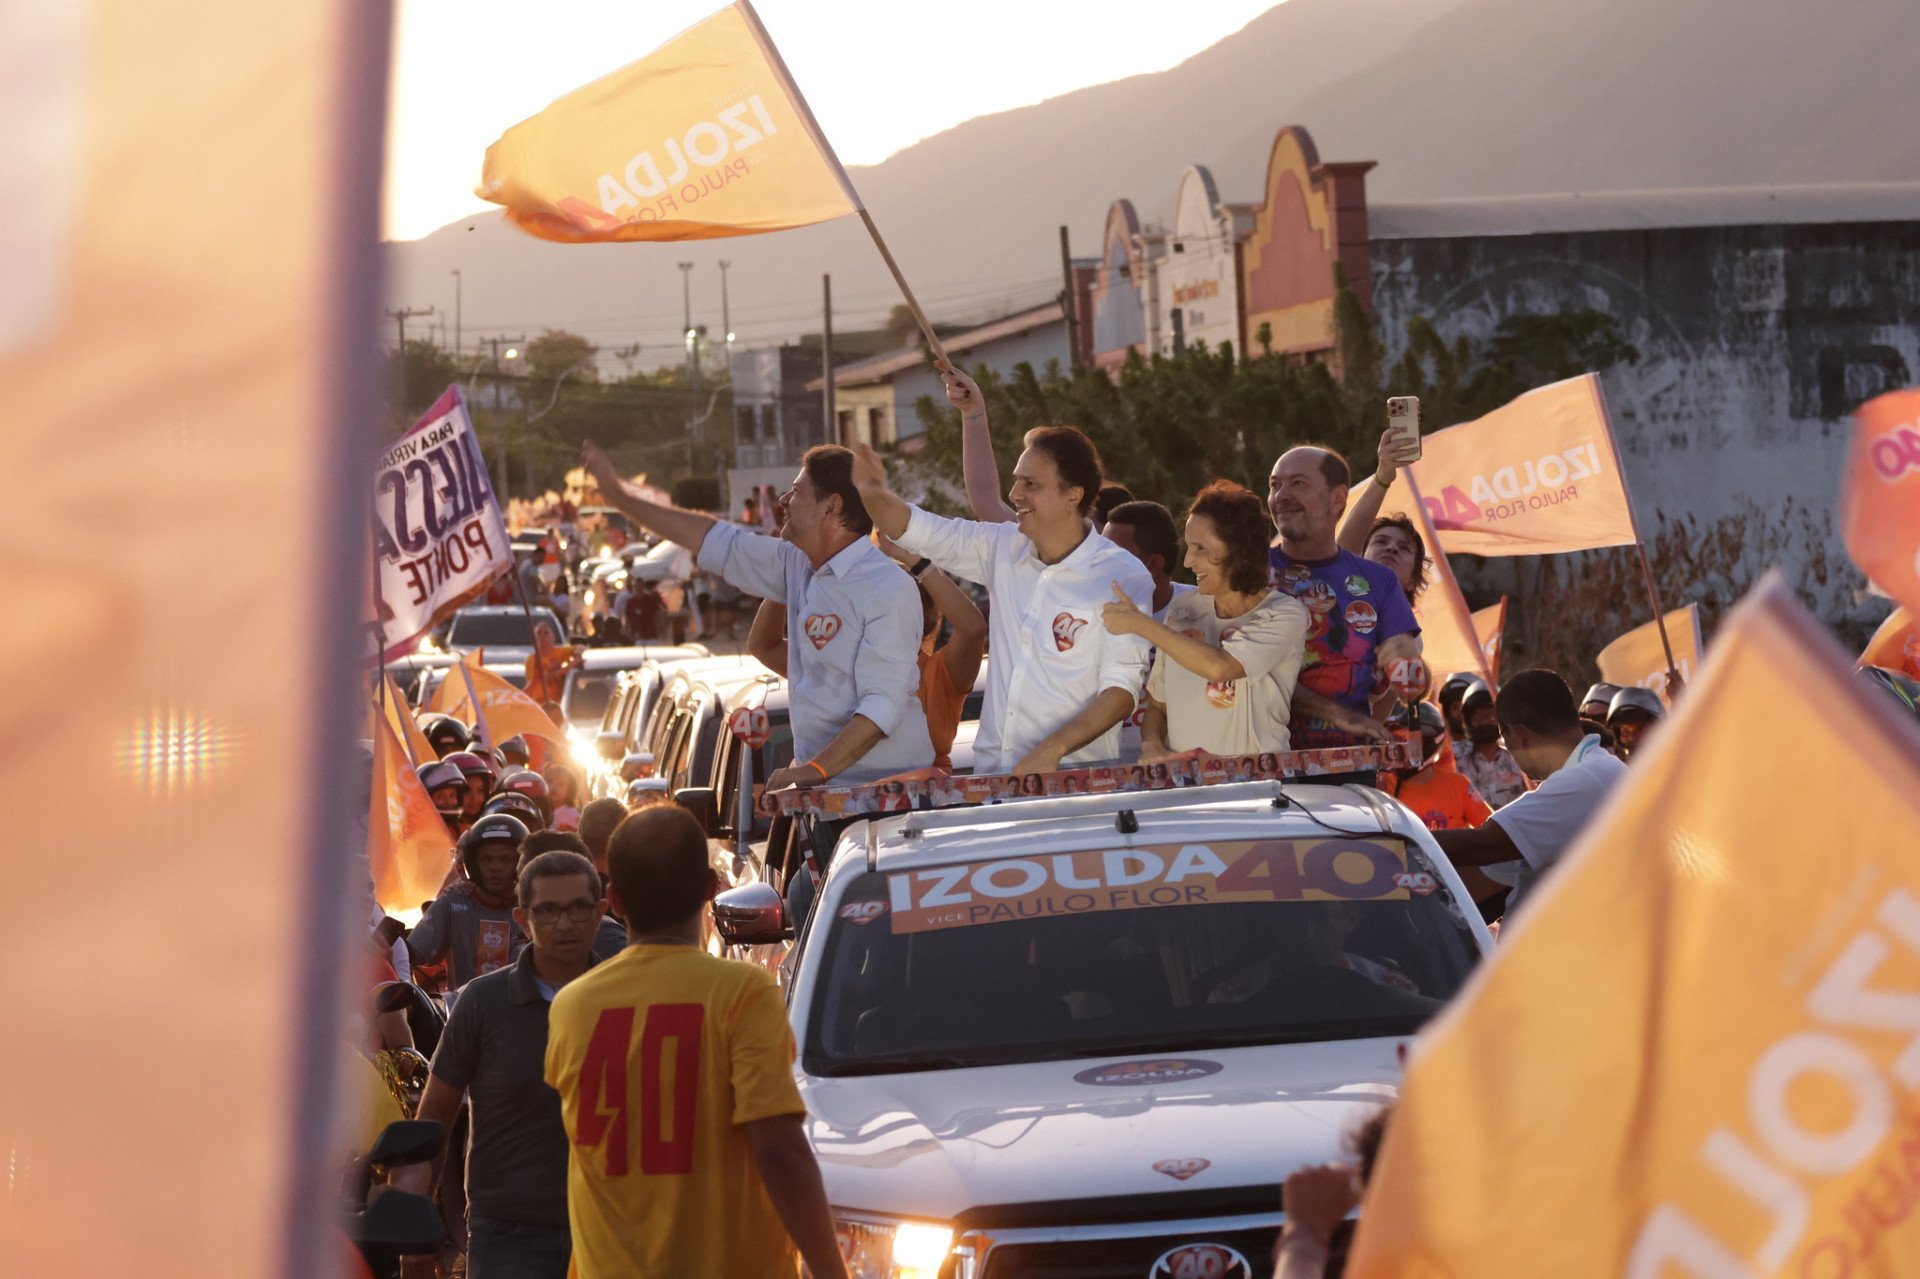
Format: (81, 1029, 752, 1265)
(389, 338, 461, 424)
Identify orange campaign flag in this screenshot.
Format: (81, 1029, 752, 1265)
(1596, 603, 1704, 704)
(1842, 388, 1920, 618)
(1860, 606, 1919, 680)
(1347, 575, 1920, 1278)
(478, 1, 861, 243)
(369, 714, 455, 917)
(383, 673, 436, 765)
(429, 645, 487, 719)
(1375, 374, 1641, 557)
(1401, 473, 1496, 684)
(0, 0, 387, 1271)
(462, 661, 570, 747)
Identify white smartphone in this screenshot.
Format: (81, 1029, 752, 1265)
(1386, 396, 1422, 463)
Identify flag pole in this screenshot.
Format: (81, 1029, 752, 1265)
(1588, 375, 1681, 687)
(736, 0, 951, 368)
(1405, 470, 1494, 685)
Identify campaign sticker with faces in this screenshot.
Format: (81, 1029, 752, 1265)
(1205, 680, 1237, 709)
(1346, 574, 1372, 597)
(1073, 1058, 1224, 1087)
(1051, 612, 1088, 652)
(1345, 600, 1378, 634)
(803, 613, 842, 650)
(1278, 564, 1311, 591)
(1298, 580, 1337, 614)
(1153, 1157, 1212, 1182)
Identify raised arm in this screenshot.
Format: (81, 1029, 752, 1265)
(580, 440, 717, 553)
(942, 363, 1015, 524)
(850, 443, 912, 539)
(1337, 423, 1414, 555)
(876, 532, 986, 690)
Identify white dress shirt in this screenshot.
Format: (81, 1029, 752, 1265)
(896, 508, 1154, 772)
(698, 523, 933, 781)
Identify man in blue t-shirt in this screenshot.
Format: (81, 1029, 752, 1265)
(1267, 445, 1421, 750)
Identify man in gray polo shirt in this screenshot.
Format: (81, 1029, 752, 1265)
(406, 849, 607, 1278)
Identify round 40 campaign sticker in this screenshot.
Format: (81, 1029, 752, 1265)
(1073, 1059, 1224, 1087)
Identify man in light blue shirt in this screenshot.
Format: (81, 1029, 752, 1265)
(580, 441, 931, 787)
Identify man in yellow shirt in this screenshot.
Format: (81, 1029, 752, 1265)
(545, 806, 847, 1279)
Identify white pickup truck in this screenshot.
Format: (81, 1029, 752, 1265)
(715, 780, 1494, 1279)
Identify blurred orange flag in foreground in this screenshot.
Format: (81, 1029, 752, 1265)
(478, 1, 860, 243)
(462, 662, 568, 747)
(1860, 606, 1918, 680)
(1349, 575, 1920, 1278)
(1373, 375, 1639, 557)
(368, 715, 453, 916)
(1843, 388, 1920, 619)
(383, 674, 436, 764)
(1596, 603, 1703, 704)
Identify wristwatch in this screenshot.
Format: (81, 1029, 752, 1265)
(908, 557, 932, 579)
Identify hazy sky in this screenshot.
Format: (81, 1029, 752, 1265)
(385, 0, 1282, 241)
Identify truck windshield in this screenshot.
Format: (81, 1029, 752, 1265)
(447, 610, 562, 648)
(803, 837, 1480, 1076)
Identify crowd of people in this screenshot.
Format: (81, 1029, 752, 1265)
(361, 361, 1717, 1277)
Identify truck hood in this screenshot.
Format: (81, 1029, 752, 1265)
(801, 1039, 1403, 1221)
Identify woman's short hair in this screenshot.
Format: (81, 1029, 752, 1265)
(1366, 513, 1431, 597)
(1185, 480, 1274, 596)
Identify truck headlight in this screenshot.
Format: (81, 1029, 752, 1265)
(834, 1215, 954, 1279)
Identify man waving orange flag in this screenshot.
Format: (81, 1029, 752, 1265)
(478, 2, 860, 243)
(1348, 575, 1920, 1277)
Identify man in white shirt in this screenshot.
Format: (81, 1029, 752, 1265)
(1431, 669, 1629, 912)
(851, 429, 1154, 775)
(580, 441, 932, 787)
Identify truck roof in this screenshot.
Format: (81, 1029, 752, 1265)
(840, 781, 1416, 876)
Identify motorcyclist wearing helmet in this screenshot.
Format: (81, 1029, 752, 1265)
(407, 814, 530, 989)
(481, 791, 548, 835)
(416, 760, 468, 835)
(422, 713, 473, 759)
(1453, 680, 1529, 808)
(498, 734, 532, 769)
(1382, 702, 1492, 833)
(1607, 686, 1666, 759)
(495, 768, 553, 826)
(1437, 673, 1477, 742)
(444, 750, 498, 825)
(1580, 682, 1623, 722)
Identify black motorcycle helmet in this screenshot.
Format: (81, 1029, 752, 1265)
(458, 812, 529, 880)
(480, 791, 547, 835)
(498, 734, 532, 768)
(421, 714, 473, 758)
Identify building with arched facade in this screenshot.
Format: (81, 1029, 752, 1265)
(1144, 165, 1253, 359)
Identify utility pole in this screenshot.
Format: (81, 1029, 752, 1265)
(821, 273, 836, 447)
(678, 261, 699, 392)
(388, 306, 434, 411)
(1058, 226, 1080, 372)
(718, 260, 733, 373)
(451, 269, 462, 357)
(484, 333, 526, 493)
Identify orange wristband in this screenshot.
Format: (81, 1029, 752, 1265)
(806, 760, 829, 782)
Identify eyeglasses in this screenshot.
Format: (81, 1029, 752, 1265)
(528, 901, 598, 925)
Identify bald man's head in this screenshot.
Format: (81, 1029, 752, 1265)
(1267, 445, 1350, 553)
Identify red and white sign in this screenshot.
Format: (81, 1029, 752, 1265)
(802, 613, 842, 650)
(728, 705, 772, 748)
(373, 386, 512, 660)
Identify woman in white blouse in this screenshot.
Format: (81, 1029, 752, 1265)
(1103, 481, 1310, 760)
